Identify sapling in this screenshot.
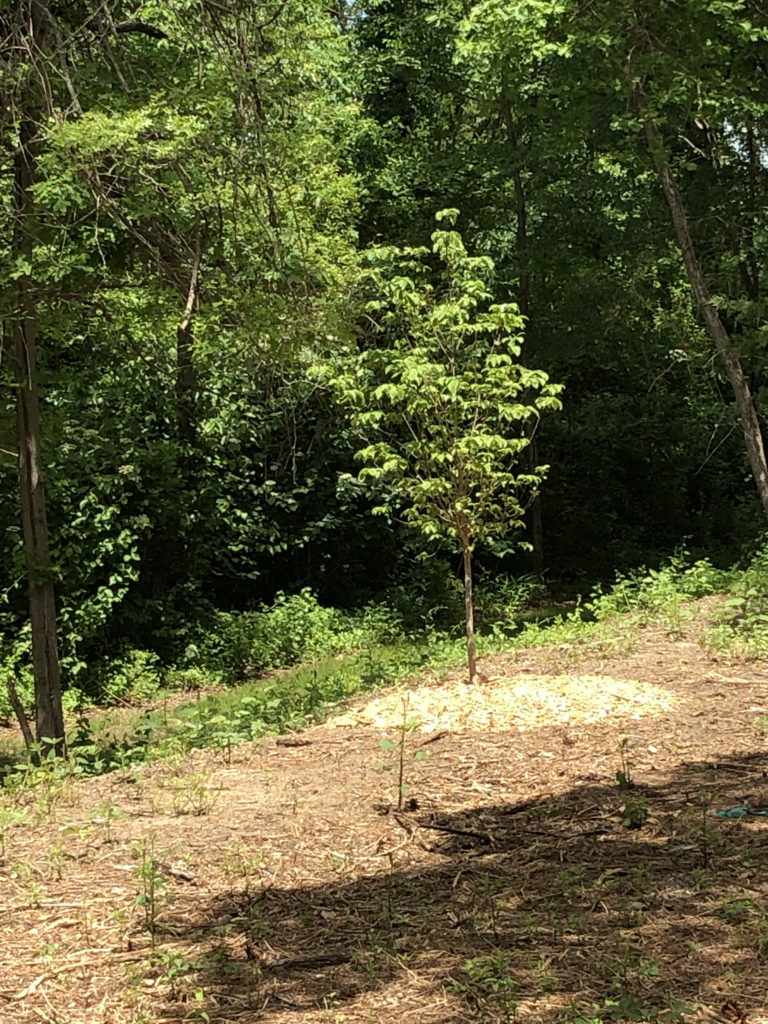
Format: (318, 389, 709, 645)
(378, 695, 424, 811)
(332, 211, 562, 682)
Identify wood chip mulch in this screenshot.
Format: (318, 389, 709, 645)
(3, 608, 768, 1024)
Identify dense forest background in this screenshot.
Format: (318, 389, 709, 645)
(3, 0, 768, 722)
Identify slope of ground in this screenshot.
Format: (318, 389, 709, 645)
(2, 609, 768, 1024)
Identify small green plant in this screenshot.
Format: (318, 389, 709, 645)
(133, 831, 168, 946)
(569, 995, 683, 1023)
(720, 896, 757, 923)
(733, 909, 768, 960)
(0, 806, 27, 861)
(221, 842, 268, 899)
(378, 695, 425, 811)
(450, 952, 518, 1023)
(688, 791, 716, 868)
(166, 770, 221, 817)
(719, 895, 768, 960)
(184, 992, 211, 1022)
(355, 930, 397, 981)
(476, 874, 505, 943)
(90, 798, 123, 842)
(620, 793, 649, 830)
(151, 949, 201, 1002)
(534, 952, 557, 994)
(47, 841, 65, 880)
(3, 746, 76, 818)
(555, 863, 588, 899)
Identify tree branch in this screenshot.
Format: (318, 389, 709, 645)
(114, 20, 168, 40)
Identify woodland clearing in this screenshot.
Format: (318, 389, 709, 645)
(1, 605, 768, 1024)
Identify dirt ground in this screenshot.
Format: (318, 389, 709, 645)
(2, 611, 768, 1024)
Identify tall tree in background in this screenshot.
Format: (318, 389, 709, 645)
(1, 0, 360, 728)
(353, 0, 768, 570)
(457, 0, 768, 515)
(623, 3, 768, 517)
(4, 0, 64, 748)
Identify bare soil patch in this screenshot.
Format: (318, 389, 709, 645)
(3, 611, 768, 1024)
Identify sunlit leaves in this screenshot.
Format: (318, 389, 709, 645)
(338, 214, 562, 551)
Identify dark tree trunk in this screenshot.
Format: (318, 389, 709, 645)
(12, 1, 66, 751)
(176, 218, 202, 446)
(503, 98, 545, 570)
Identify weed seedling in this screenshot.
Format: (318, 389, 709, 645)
(0, 806, 26, 861)
(90, 799, 123, 843)
(378, 695, 424, 811)
(615, 737, 634, 790)
(620, 792, 649, 830)
(47, 841, 64, 881)
(678, 790, 717, 868)
(477, 874, 505, 943)
(133, 831, 168, 947)
(221, 842, 268, 900)
(450, 952, 518, 1023)
(152, 949, 201, 1002)
(172, 770, 221, 816)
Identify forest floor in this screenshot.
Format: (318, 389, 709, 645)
(3, 602, 768, 1024)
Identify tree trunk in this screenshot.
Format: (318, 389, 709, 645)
(176, 217, 202, 446)
(503, 98, 545, 569)
(461, 533, 478, 684)
(639, 99, 768, 518)
(12, 1, 66, 752)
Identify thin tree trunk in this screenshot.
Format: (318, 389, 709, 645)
(176, 216, 202, 446)
(5, 676, 36, 751)
(12, 1, 65, 752)
(639, 98, 768, 518)
(503, 98, 545, 569)
(513, 165, 544, 572)
(461, 533, 478, 684)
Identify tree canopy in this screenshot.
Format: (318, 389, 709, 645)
(2, 0, 768, 731)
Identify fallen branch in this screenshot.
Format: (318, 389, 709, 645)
(394, 813, 492, 846)
(415, 729, 449, 749)
(114, 20, 168, 40)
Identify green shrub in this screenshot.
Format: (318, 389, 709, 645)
(0, 629, 34, 725)
(201, 589, 379, 685)
(99, 649, 163, 705)
(383, 556, 465, 633)
(163, 666, 214, 693)
(589, 554, 729, 621)
(474, 573, 549, 635)
(708, 544, 768, 655)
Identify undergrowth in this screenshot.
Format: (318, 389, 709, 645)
(4, 546, 768, 787)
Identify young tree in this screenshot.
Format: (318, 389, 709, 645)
(339, 212, 562, 681)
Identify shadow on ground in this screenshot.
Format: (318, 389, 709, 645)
(158, 748, 768, 1023)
